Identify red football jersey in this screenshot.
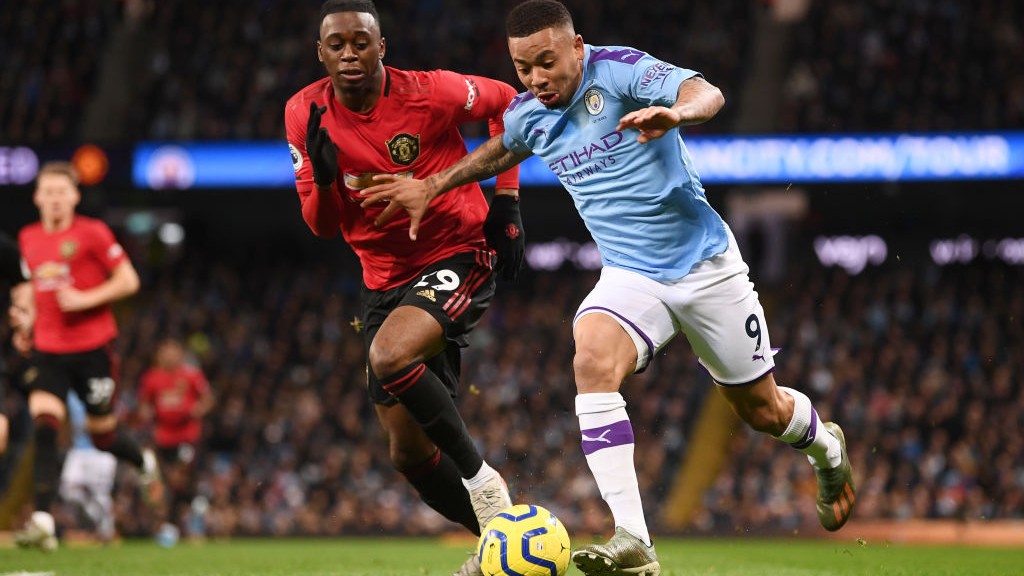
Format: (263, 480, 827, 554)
(18, 216, 126, 353)
(284, 68, 520, 290)
(139, 364, 210, 446)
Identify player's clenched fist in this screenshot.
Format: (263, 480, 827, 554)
(306, 102, 339, 188)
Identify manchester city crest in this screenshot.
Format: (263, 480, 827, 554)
(386, 133, 420, 166)
(584, 88, 604, 115)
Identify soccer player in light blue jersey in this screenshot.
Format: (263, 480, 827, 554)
(362, 2, 855, 574)
(59, 391, 118, 543)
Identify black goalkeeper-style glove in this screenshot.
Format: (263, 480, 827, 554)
(306, 102, 339, 188)
(483, 194, 525, 282)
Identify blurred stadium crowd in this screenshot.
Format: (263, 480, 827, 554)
(5, 254, 1021, 537)
(1, 0, 1022, 539)
(778, 0, 1024, 132)
(3, 0, 1021, 145)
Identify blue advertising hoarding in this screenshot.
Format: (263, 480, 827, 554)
(686, 132, 1024, 183)
(133, 131, 1024, 189)
(133, 142, 298, 189)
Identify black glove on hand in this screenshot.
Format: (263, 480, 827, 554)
(306, 102, 339, 188)
(483, 194, 525, 282)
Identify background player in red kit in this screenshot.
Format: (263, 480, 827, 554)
(13, 161, 162, 552)
(284, 2, 522, 574)
(138, 337, 214, 543)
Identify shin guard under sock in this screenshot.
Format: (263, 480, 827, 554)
(400, 449, 480, 534)
(378, 361, 483, 478)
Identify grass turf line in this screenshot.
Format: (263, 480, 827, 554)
(1, 537, 1022, 575)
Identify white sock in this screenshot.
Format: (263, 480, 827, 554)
(463, 460, 498, 491)
(576, 392, 651, 547)
(775, 386, 842, 469)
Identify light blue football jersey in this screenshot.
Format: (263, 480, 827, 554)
(503, 44, 729, 281)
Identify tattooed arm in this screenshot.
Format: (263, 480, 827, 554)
(617, 76, 725, 143)
(427, 136, 529, 198)
(360, 135, 532, 240)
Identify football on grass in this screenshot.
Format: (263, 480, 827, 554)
(477, 504, 571, 576)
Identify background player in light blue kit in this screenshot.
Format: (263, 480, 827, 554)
(361, 1, 856, 574)
(60, 392, 117, 543)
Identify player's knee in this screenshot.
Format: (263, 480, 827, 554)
(29, 391, 66, 420)
(367, 342, 414, 380)
(572, 346, 628, 393)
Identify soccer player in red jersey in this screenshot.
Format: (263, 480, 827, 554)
(138, 338, 214, 544)
(13, 161, 163, 552)
(284, 2, 522, 573)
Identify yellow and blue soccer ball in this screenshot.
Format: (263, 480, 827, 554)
(477, 504, 571, 576)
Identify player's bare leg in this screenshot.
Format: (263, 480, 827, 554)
(717, 373, 855, 530)
(570, 313, 659, 576)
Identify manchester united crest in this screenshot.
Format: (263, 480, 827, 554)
(386, 133, 420, 166)
(60, 240, 78, 259)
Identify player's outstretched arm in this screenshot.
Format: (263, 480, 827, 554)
(360, 135, 531, 240)
(616, 76, 725, 143)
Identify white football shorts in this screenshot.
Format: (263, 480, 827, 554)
(574, 228, 776, 385)
(60, 447, 118, 494)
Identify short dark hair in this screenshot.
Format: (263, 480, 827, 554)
(506, 0, 574, 38)
(319, 0, 379, 28)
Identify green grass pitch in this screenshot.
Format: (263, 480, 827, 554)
(1, 537, 1021, 575)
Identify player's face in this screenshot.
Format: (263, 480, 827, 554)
(156, 340, 184, 369)
(508, 25, 584, 108)
(318, 12, 385, 93)
(33, 173, 80, 225)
